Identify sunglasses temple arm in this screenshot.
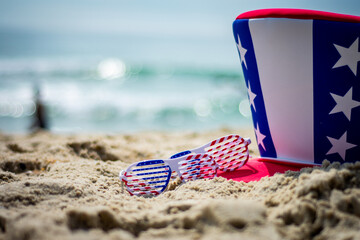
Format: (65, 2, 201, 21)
(244, 138, 252, 160)
(244, 138, 251, 145)
(119, 170, 126, 193)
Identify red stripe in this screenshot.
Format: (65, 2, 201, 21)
(227, 159, 236, 163)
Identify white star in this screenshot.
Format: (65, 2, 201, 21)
(247, 81, 257, 112)
(254, 123, 266, 151)
(237, 35, 248, 69)
(329, 87, 360, 121)
(326, 131, 357, 161)
(333, 37, 360, 76)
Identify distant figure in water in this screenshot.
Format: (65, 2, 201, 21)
(31, 85, 48, 130)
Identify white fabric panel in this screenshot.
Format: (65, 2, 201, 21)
(249, 18, 314, 163)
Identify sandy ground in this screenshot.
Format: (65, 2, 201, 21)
(0, 128, 360, 240)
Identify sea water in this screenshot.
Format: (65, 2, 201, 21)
(0, 3, 251, 133)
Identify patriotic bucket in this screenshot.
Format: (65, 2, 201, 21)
(233, 9, 360, 165)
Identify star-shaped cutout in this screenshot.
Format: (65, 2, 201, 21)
(237, 35, 248, 69)
(329, 87, 360, 121)
(326, 131, 357, 161)
(333, 37, 360, 76)
(247, 81, 257, 112)
(254, 123, 266, 151)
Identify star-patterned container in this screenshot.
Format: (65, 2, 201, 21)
(233, 9, 360, 165)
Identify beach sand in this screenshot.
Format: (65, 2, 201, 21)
(0, 128, 360, 240)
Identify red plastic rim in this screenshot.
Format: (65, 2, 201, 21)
(218, 157, 312, 182)
(236, 8, 360, 23)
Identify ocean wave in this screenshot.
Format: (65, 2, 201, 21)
(0, 58, 242, 82)
(0, 57, 249, 133)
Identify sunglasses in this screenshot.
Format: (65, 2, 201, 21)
(119, 153, 217, 196)
(119, 134, 251, 196)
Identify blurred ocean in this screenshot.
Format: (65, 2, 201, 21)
(0, 28, 250, 133)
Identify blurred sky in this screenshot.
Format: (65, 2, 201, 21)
(0, 0, 360, 66)
(1, 0, 359, 34)
(0, 0, 359, 34)
(0, 0, 359, 67)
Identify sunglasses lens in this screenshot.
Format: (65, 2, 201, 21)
(123, 160, 171, 196)
(178, 156, 217, 181)
(206, 139, 249, 172)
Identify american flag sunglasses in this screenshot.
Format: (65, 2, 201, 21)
(119, 153, 217, 196)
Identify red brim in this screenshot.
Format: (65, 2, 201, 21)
(218, 158, 314, 182)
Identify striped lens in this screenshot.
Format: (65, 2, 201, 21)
(121, 160, 171, 196)
(206, 138, 250, 172)
(178, 155, 217, 181)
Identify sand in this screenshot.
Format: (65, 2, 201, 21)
(0, 128, 360, 240)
